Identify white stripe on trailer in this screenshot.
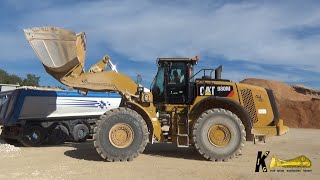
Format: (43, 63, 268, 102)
(19, 96, 121, 119)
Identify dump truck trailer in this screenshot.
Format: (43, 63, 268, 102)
(0, 88, 121, 146)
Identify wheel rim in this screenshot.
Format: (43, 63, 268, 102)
(78, 129, 85, 138)
(31, 132, 39, 141)
(27, 131, 40, 142)
(109, 123, 134, 148)
(24, 130, 41, 144)
(207, 124, 231, 147)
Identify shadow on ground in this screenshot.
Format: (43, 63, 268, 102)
(143, 143, 205, 161)
(63, 140, 206, 161)
(63, 140, 103, 161)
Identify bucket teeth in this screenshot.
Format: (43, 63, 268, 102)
(23, 26, 61, 33)
(23, 26, 81, 70)
(23, 26, 58, 32)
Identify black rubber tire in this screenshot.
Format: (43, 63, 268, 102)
(47, 125, 69, 145)
(20, 126, 45, 147)
(192, 108, 246, 161)
(72, 124, 89, 142)
(93, 107, 148, 162)
(2, 138, 19, 145)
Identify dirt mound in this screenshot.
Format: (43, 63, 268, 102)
(291, 84, 320, 100)
(240, 78, 320, 129)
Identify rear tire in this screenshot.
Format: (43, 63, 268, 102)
(20, 126, 45, 147)
(192, 108, 246, 161)
(93, 107, 148, 162)
(72, 124, 89, 142)
(2, 138, 19, 145)
(47, 125, 69, 145)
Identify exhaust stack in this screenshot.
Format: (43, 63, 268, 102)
(215, 65, 222, 79)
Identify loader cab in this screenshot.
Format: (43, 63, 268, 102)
(151, 57, 198, 104)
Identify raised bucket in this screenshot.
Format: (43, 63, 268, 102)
(24, 27, 86, 78)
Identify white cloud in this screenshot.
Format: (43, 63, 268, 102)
(1, 0, 320, 73)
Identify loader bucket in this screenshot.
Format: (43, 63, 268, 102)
(24, 26, 139, 96)
(24, 27, 86, 79)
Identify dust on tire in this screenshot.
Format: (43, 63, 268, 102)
(93, 107, 148, 162)
(192, 108, 246, 161)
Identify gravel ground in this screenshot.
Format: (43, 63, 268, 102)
(0, 127, 21, 157)
(0, 128, 319, 180)
(0, 139, 20, 153)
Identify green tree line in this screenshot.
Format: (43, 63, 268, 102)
(0, 69, 40, 86)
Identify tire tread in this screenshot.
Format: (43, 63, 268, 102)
(192, 108, 246, 161)
(93, 107, 148, 162)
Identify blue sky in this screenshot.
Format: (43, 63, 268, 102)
(0, 0, 319, 89)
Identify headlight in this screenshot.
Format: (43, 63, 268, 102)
(144, 94, 150, 102)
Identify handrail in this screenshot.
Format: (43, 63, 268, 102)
(189, 69, 215, 80)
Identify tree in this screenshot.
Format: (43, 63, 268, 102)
(0, 69, 22, 84)
(7, 74, 22, 85)
(0, 69, 9, 83)
(0, 69, 40, 86)
(21, 74, 40, 86)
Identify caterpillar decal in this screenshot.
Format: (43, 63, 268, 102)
(198, 85, 234, 97)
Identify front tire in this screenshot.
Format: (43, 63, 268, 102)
(192, 108, 246, 161)
(93, 107, 148, 162)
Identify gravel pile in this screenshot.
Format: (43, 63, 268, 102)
(0, 139, 20, 153)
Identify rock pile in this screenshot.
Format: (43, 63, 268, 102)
(0, 127, 20, 154)
(0, 139, 21, 153)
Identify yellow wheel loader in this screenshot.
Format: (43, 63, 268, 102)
(24, 27, 289, 162)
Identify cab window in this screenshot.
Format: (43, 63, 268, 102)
(151, 67, 165, 103)
(168, 63, 186, 85)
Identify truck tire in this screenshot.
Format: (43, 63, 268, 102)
(20, 126, 45, 147)
(192, 108, 246, 161)
(72, 124, 89, 142)
(2, 138, 19, 145)
(93, 107, 148, 162)
(48, 125, 69, 145)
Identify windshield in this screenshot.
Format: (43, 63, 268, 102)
(151, 66, 165, 103)
(168, 62, 186, 85)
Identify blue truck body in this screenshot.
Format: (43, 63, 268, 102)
(0, 88, 121, 146)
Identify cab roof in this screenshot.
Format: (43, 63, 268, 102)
(157, 56, 199, 64)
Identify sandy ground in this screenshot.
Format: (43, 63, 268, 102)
(0, 128, 319, 180)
